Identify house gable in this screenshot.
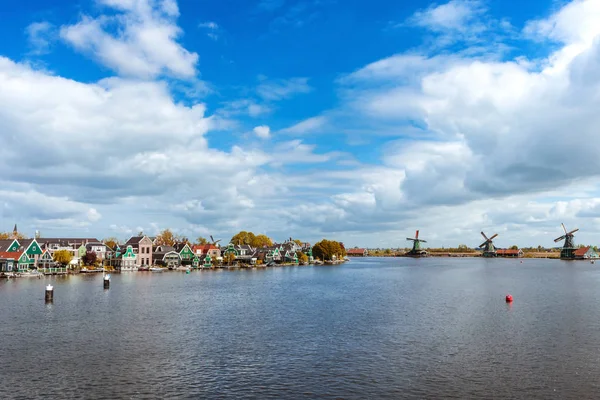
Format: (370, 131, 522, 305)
(7, 239, 20, 252)
(139, 236, 153, 247)
(25, 239, 42, 256)
(122, 245, 136, 259)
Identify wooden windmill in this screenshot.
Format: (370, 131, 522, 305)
(554, 223, 578, 259)
(479, 231, 498, 257)
(405, 230, 428, 257)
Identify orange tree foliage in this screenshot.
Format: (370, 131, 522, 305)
(312, 239, 346, 261)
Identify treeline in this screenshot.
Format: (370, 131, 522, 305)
(312, 239, 346, 261)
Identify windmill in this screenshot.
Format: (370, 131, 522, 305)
(554, 223, 579, 259)
(210, 235, 222, 247)
(405, 230, 428, 257)
(479, 231, 498, 257)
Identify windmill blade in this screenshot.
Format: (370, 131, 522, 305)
(479, 241, 488, 248)
(419, 240, 427, 243)
(215, 239, 221, 244)
(489, 233, 498, 240)
(415, 230, 419, 239)
(561, 223, 567, 234)
(554, 235, 566, 243)
(480, 231, 489, 240)
(568, 228, 579, 235)
(210, 235, 215, 243)
(406, 238, 416, 242)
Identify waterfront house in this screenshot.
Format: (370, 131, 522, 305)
(222, 243, 257, 264)
(192, 244, 221, 258)
(496, 249, 524, 258)
(153, 245, 181, 268)
(120, 245, 137, 271)
(0, 251, 23, 272)
(124, 236, 153, 266)
(347, 248, 368, 257)
(173, 243, 199, 267)
(574, 246, 599, 259)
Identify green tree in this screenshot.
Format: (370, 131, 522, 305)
(196, 237, 208, 245)
(53, 250, 73, 267)
(510, 245, 519, 250)
(384, 248, 391, 255)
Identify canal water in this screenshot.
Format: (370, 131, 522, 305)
(2, 257, 600, 399)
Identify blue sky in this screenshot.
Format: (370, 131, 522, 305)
(2, 0, 600, 248)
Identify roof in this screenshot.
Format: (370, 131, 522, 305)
(574, 247, 592, 257)
(0, 239, 17, 252)
(347, 248, 366, 254)
(192, 244, 219, 253)
(39, 238, 99, 244)
(0, 251, 24, 259)
(125, 236, 145, 245)
(496, 249, 522, 255)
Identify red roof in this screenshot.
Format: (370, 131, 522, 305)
(347, 248, 366, 255)
(574, 247, 591, 257)
(192, 244, 219, 254)
(496, 249, 522, 255)
(0, 251, 24, 259)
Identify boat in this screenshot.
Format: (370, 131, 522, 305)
(138, 266, 149, 271)
(150, 267, 164, 272)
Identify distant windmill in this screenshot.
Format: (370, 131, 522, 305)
(210, 235, 222, 246)
(405, 230, 428, 257)
(554, 223, 579, 259)
(479, 231, 498, 257)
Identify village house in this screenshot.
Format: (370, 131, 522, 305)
(496, 249, 524, 258)
(153, 245, 180, 268)
(173, 242, 199, 267)
(193, 244, 222, 268)
(347, 248, 368, 257)
(574, 246, 599, 259)
(124, 236, 153, 266)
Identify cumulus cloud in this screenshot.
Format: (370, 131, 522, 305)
(253, 125, 271, 139)
(60, 0, 198, 79)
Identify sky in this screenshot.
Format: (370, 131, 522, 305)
(1, 0, 600, 249)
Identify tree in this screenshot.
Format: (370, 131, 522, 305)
(0, 231, 27, 240)
(155, 229, 176, 246)
(54, 250, 73, 267)
(253, 234, 273, 248)
(297, 251, 309, 264)
(224, 252, 236, 265)
(293, 239, 303, 246)
(510, 245, 519, 250)
(312, 239, 346, 261)
(81, 251, 98, 266)
(103, 237, 120, 250)
(196, 237, 208, 245)
(229, 231, 273, 248)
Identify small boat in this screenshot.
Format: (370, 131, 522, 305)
(150, 267, 164, 272)
(138, 266, 149, 271)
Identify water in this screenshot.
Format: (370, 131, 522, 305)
(2, 257, 600, 399)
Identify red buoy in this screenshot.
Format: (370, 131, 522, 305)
(505, 294, 513, 303)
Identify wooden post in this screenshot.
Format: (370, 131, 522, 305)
(45, 284, 53, 303)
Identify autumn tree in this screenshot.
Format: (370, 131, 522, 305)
(293, 239, 303, 246)
(229, 231, 273, 248)
(224, 252, 236, 265)
(253, 234, 273, 248)
(54, 250, 73, 267)
(103, 237, 120, 250)
(196, 237, 208, 245)
(81, 251, 98, 266)
(312, 239, 346, 261)
(155, 229, 176, 246)
(297, 251, 309, 264)
(0, 231, 27, 240)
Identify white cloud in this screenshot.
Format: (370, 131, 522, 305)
(60, 0, 198, 79)
(25, 22, 55, 55)
(410, 0, 485, 32)
(256, 76, 312, 100)
(253, 125, 271, 139)
(280, 116, 327, 134)
(198, 21, 220, 40)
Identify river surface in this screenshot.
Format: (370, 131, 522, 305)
(2, 257, 600, 399)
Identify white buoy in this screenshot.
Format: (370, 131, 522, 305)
(103, 274, 110, 289)
(45, 284, 54, 302)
